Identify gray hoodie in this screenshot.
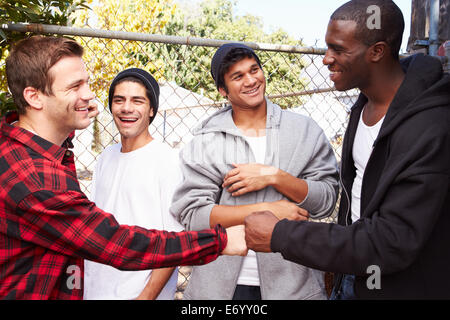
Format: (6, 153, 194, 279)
(170, 99, 339, 299)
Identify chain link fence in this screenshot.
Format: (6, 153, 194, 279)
(1, 24, 359, 299)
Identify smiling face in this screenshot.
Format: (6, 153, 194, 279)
(218, 57, 266, 111)
(323, 19, 370, 91)
(41, 56, 94, 134)
(110, 80, 153, 148)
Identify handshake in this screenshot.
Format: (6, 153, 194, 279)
(221, 202, 309, 255)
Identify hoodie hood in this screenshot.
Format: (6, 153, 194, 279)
(375, 54, 450, 141)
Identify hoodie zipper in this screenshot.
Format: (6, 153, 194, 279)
(335, 105, 378, 298)
(334, 166, 351, 298)
(334, 109, 355, 298)
(340, 168, 351, 227)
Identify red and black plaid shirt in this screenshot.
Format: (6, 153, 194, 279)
(0, 112, 227, 300)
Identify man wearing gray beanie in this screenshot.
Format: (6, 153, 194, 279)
(1, 35, 248, 300)
(171, 43, 339, 300)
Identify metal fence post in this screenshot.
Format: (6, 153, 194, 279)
(0, 23, 359, 299)
(428, 0, 440, 56)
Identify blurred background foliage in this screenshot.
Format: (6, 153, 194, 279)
(1, 0, 307, 116)
(0, 0, 90, 116)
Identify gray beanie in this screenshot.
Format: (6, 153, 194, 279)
(210, 43, 262, 89)
(108, 68, 159, 124)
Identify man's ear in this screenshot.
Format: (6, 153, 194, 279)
(22, 87, 44, 110)
(148, 107, 154, 125)
(218, 87, 228, 98)
(368, 41, 388, 63)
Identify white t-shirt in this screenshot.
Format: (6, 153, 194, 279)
(351, 110, 385, 223)
(83, 140, 184, 300)
(236, 135, 267, 287)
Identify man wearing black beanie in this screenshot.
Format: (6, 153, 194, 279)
(83, 68, 233, 300)
(107, 68, 160, 125)
(171, 43, 339, 300)
(1, 36, 247, 300)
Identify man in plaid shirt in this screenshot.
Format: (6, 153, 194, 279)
(0, 35, 247, 300)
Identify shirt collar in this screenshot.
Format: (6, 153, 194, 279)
(1, 111, 75, 163)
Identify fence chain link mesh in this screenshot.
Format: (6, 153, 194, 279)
(2, 27, 359, 299)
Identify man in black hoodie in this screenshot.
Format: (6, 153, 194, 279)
(244, 0, 450, 299)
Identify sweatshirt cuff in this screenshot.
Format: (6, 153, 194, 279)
(190, 203, 216, 231)
(270, 219, 290, 253)
(296, 179, 332, 219)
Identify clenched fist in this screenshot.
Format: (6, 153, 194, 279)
(221, 225, 248, 256)
(244, 211, 279, 252)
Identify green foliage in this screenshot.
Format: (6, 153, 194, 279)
(0, 0, 90, 116)
(0, 0, 309, 116)
(0, 91, 15, 117)
(158, 0, 309, 108)
(72, 0, 175, 108)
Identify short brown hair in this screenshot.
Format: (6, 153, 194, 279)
(5, 36, 84, 114)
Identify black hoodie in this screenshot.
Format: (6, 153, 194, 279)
(271, 54, 450, 299)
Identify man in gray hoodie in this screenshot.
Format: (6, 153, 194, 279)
(170, 43, 339, 300)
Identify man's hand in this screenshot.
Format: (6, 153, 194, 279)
(244, 211, 279, 252)
(221, 225, 248, 256)
(266, 200, 309, 221)
(222, 163, 309, 205)
(88, 100, 99, 119)
(222, 163, 277, 196)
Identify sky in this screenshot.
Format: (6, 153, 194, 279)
(179, 0, 412, 53)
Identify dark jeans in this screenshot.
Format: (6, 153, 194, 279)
(329, 275, 356, 300)
(232, 285, 262, 300)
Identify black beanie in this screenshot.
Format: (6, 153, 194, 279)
(108, 68, 160, 124)
(210, 43, 262, 89)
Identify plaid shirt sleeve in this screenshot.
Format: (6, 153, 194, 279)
(14, 188, 227, 270)
(1, 114, 227, 299)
